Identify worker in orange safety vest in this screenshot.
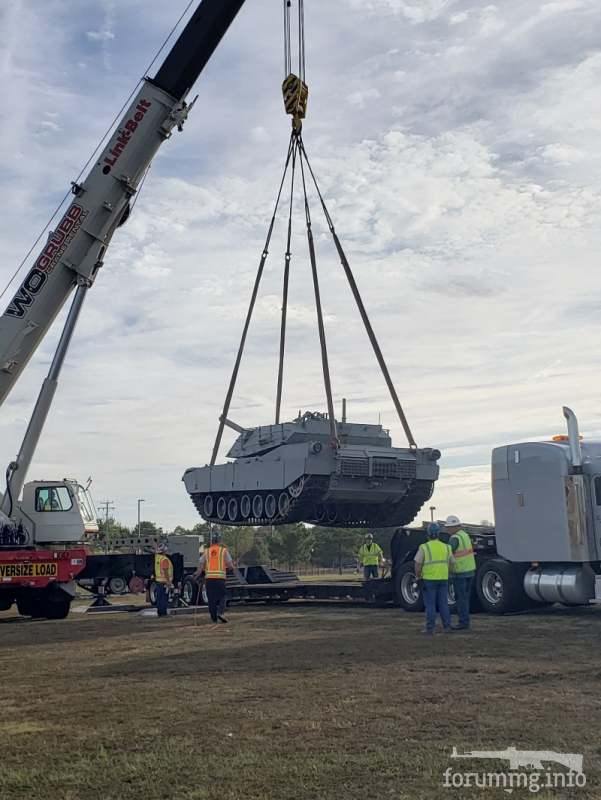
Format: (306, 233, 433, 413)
(153, 542, 174, 618)
(193, 530, 234, 627)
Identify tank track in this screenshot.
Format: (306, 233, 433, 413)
(191, 475, 434, 529)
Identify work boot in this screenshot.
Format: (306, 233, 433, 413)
(421, 628, 434, 636)
(218, 615, 228, 624)
(451, 624, 469, 631)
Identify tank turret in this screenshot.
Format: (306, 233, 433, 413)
(183, 411, 440, 528)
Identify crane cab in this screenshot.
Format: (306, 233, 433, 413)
(15, 480, 89, 545)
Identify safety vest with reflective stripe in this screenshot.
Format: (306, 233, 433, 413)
(358, 542, 383, 566)
(450, 529, 476, 574)
(419, 539, 452, 581)
(154, 554, 173, 584)
(206, 544, 228, 579)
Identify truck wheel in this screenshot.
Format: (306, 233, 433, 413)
(182, 576, 200, 606)
(476, 558, 528, 614)
(44, 595, 72, 620)
(16, 591, 44, 617)
(0, 593, 13, 612)
(395, 562, 424, 612)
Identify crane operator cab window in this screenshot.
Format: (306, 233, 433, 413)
(35, 486, 73, 513)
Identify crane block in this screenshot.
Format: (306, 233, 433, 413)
(282, 73, 309, 130)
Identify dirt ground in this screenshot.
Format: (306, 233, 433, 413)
(1, 601, 600, 800)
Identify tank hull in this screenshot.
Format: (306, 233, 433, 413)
(183, 436, 439, 528)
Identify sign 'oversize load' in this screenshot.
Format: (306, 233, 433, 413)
(0, 562, 58, 580)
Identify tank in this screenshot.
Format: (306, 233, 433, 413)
(183, 411, 441, 528)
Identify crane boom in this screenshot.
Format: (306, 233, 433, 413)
(0, 0, 246, 407)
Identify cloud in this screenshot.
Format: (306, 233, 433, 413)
(86, 30, 116, 42)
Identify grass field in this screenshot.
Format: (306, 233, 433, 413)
(1, 601, 600, 800)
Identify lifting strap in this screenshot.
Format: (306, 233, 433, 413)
(209, 0, 417, 463)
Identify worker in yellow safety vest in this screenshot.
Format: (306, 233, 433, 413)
(414, 523, 454, 635)
(445, 515, 476, 631)
(193, 531, 234, 627)
(358, 533, 384, 580)
(153, 542, 174, 618)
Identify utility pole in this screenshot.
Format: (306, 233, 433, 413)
(137, 498, 145, 538)
(99, 500, 115, 524)
(97, 500, 114, 553)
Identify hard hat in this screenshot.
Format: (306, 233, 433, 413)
(427, 522, 441, 538)
(365, 532, 374, 539)
(444, 515, 461, 527)
(157, 542, 168, 553)
(211, 530, 222, 544)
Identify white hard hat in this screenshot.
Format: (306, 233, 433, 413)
(445, 515, 462, 527)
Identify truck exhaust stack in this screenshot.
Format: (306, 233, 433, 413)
(563, 406, 583, 470)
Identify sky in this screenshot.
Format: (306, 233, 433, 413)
(1, 0, 601, 530)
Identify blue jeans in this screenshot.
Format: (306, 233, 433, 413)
(453, 575, 473, 627)
(155, 583, 169, 617)
(363, 565, 379, 580)
(422, 580, 451, 631)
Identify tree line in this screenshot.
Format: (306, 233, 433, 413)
(95, 517, 398, 571)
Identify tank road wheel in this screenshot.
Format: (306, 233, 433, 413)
(315, 504, 326, 523)
(265, 494, 277, 519)
(326, 505, 338, 524)
(288, 476, 305, 499)
(238, 495, 250, 519)
(227, 498, 239, 522)
(216, 497, 227, 521)
(203, 495, 214, 518)
(278, 492, 291, 517)
(252, 495, 264, 518)
(395, 562, 424, 612)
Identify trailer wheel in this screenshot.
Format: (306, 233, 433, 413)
(182, 576, 200, 606)
(148, 580, 158, 606)
(476, 558, 528, 614)
(107, 576, 128, 595)
(447, 580, 457, 614)
(396, 562, 424, 612)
